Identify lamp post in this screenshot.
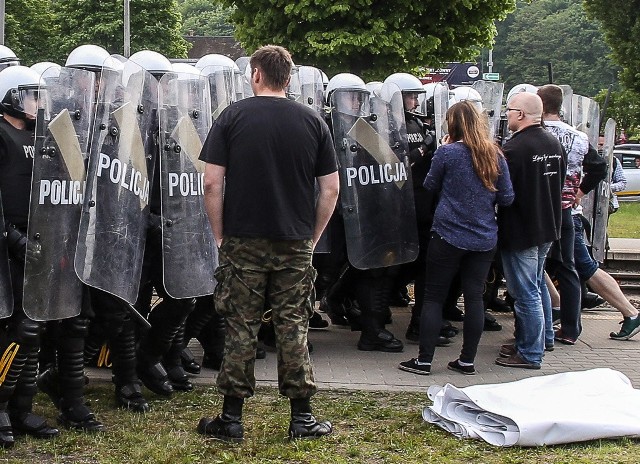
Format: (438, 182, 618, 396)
(124, 0, 130, 57)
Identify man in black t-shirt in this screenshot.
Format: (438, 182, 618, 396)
(197, 45, 339, 442)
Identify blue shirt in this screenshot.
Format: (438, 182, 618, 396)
(424, 142, 514, 251)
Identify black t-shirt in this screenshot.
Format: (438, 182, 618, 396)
(497, 125, 566, 251)
(0, 117, 35, 229)
(199, 96, 337, 240)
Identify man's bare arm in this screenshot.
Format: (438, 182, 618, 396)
(203, 163, 226, 247)
(313, 172, 340, 248)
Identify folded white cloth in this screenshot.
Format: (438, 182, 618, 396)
(423, 368, 640, 446)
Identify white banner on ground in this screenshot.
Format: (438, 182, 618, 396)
(423, 368, 640, 446)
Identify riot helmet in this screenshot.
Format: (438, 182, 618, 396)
(129, 50, 172, 79)
(0, 66, 43, 123)
(197, 54, 242, 102)
(383, 73, 426, 114)
(65, 44, 119, 72)
(0, 45, 20, 71)
(365, 81, 383, 97)
(30, 62, 62, 79)
(449, 86, 483, 111)
(506, 83, 538, 104)
(325, 73, 369, 117)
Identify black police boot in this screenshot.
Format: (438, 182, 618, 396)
(163, 324, 194, 392)
(180, 347, 201, 375)
(356, 278, 403, 353)
(0, 409, 13, 448)
(197, 396, 244, 442)
(136, 359, 174, 397)
(288, 397, 332, 439)
(58, 403, 104, 432)
(111, 319, 150, 412)
(9, 349, 59, 440)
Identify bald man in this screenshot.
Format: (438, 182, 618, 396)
(495, 92, 566, 369)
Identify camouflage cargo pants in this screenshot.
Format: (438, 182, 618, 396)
(214, 236, 318, 399)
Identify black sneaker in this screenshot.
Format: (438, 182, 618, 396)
(398, 358, 430, 375)
(610, 316, 640, 340)
(309, 311, 329, 330)
(447, 359, 476, 375)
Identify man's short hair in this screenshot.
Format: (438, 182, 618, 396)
(249, 45, 292, 91)
(537, 84, 563, 115)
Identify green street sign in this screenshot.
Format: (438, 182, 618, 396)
(482, 72, 500, 81)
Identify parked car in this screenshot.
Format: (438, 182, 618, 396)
(612, 144, 640, 197)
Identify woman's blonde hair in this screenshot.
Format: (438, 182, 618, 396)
(446, 100, 501, 191)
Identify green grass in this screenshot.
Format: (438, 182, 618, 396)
(608, 201, 640, 238)
(2, 383, 639, 463)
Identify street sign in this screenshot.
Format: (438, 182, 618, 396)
(483, 73, 500, 81)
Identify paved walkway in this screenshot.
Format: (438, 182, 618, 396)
(86, 238, 640, 393)
(87, 302, 640, 393)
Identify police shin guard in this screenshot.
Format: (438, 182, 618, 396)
(199, 310, 226, 371)
(111, 319, 149, 413)
(356, 278, 403, 353)
(162, 323, 193, 392)
(197, 395, 244, 443)
(0, 342, 25, 447)
(288, 398, 332, 439)
(9, 348, 59, 439)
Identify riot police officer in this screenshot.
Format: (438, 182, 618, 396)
(0, 65, 59, 447)
(382, 73, 438, 343)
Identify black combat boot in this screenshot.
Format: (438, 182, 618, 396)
(197, 395, 244, 442)
(288, 398, 332, 439)
(163, 323, 194, 392)
(9, 349, 59, 440)
(356, 275, 403, 352)
(111, 320, 150, 412)
(180, 347, 201, 375)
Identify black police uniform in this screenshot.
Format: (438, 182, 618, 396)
(0, 116, 59, 445)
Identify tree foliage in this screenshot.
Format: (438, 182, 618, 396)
(4, 0, 60, 65)
(584, 0, 640, 95)
(217, 0, 515, 80)
(52, 0, 189, 60)
(178, 0, 235, 36)
(493, 0, 617, 97)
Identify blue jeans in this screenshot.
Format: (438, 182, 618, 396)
(501, 242, 552, 365)
(572, 214, 599, 281)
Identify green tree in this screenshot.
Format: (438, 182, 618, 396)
(217, 0, 516, 80)
(178, 0, 235, 36)
(4, 0, 61, 65)
(584, 0, 639, 95)
(493, 0, 617, 97)
(52, 0, 189, 59)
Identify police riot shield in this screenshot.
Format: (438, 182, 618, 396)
(158, 71, 217, 298)
(559, 85, 573, 125)
(200, 65, 235, 121)
(433, 82, 449, 146)
(23, 67, 95, 320)
(581, 119, 615, 263)
(571, 95, 600, 147)
(299, 66, 325, 115)
(75, 56, 156, 305)
(235, 57, 253, 99)
(330, 85, 419, 269)
(0, 194, 12, 318)
(472, 80, 504, 141)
